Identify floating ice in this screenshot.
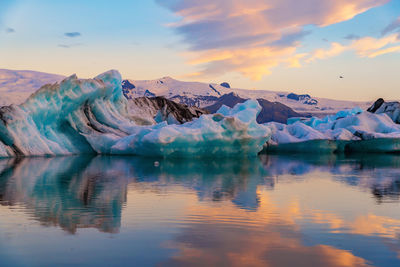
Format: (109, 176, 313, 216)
(0, 70, 270, 158)
(266, 108, 400, 153)
(287, 107, 363, 129)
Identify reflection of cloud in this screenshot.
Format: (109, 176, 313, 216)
(308, 210, 400, 240)
(162, 195, 370, 267)
(64, 32, 81, 38)
(350, 214, 400, 239)
(163, 188, 399, 266)
(157, 0, 389, 79)
(310, 210, 345, 230)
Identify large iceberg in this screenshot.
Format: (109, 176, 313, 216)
(0, 70, 270, 158)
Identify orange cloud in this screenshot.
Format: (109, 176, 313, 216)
(353, 34, 400, 57)
(306, 33, 400, 62)
(307, 42, 348, 62)
(184, 46, 298, 80)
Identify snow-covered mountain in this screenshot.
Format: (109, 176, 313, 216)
(123, 76, 372, 114)
(1, 69, 400, 157)
(0, 69, 65, 106)
(122, 77, 221, 107)
(204, 92, 302, 124)
(0, 68, 371, 114)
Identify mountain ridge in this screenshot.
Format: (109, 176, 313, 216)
(0, 69, 371, 115)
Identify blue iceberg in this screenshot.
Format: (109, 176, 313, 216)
(0, 70, 270, 158)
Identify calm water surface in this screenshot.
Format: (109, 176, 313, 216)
(0, 154, 400, 267)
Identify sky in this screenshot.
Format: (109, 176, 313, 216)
(0, 0, 400, 101)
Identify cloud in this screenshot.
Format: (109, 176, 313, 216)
(58, 43, 83, 48)
(344, 34, 360, 40)
(270, 30, 311, 47)
(352, 34, 400, 57)
(307, 33, 400, 62)
(5, 27, 15, 33)
(306, 42, 347, 62)
(182, 45, 299, 80)
(64, 32, 81, 38)
(381, 16, 400, 36)
(157, 0, 389, 79)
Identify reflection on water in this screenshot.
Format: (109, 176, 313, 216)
(0, 154, 400, 266)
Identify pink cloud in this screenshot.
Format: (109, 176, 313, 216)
(158, 0, 389, 79)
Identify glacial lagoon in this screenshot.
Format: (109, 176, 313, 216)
(0, 154, 400, 266)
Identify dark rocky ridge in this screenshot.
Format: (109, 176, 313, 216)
(205, 93, 302, 124)
(368, 98, 400, 124)
(367, 98, 385, 113)
(169, 95, 219, 108)
(286, 93, 318, 105)
(128, 96, 208, 125)
(220, 82, 231, 88)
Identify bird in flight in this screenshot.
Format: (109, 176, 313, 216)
(339, 75, 344, 79)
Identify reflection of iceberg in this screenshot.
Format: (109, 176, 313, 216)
(265, 108, 400, 153)
(1, 154, 400, 234)
(128, 157, 267, 211)
(0, 70, 270, 158)
(0, 156, 127, 233)
(0, 156, 270, 233)
(260, 154, 400, 202)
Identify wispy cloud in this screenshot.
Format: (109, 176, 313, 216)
(64, 32, 81, 38)
(157, 0, 389, 80)
(381, 17, 400, 36)
(5, 27, 15, 33)
(306, 42, 347, 62)
(307, 33, 400, 62)
(58, 43, 83, 48)
(344, 34, 360, 40)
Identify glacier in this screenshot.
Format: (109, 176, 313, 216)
(0, 70, 270, 158)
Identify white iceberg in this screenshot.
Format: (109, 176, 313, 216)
(0, 70, 270, 158)
(265, 108, 400, 153)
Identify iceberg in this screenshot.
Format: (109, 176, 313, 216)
(0, 70, 270, 158)
(367, 98, 400, 124)
(265, 108, 400, 154)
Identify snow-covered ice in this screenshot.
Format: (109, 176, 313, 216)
(265, 107, 400, 153)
